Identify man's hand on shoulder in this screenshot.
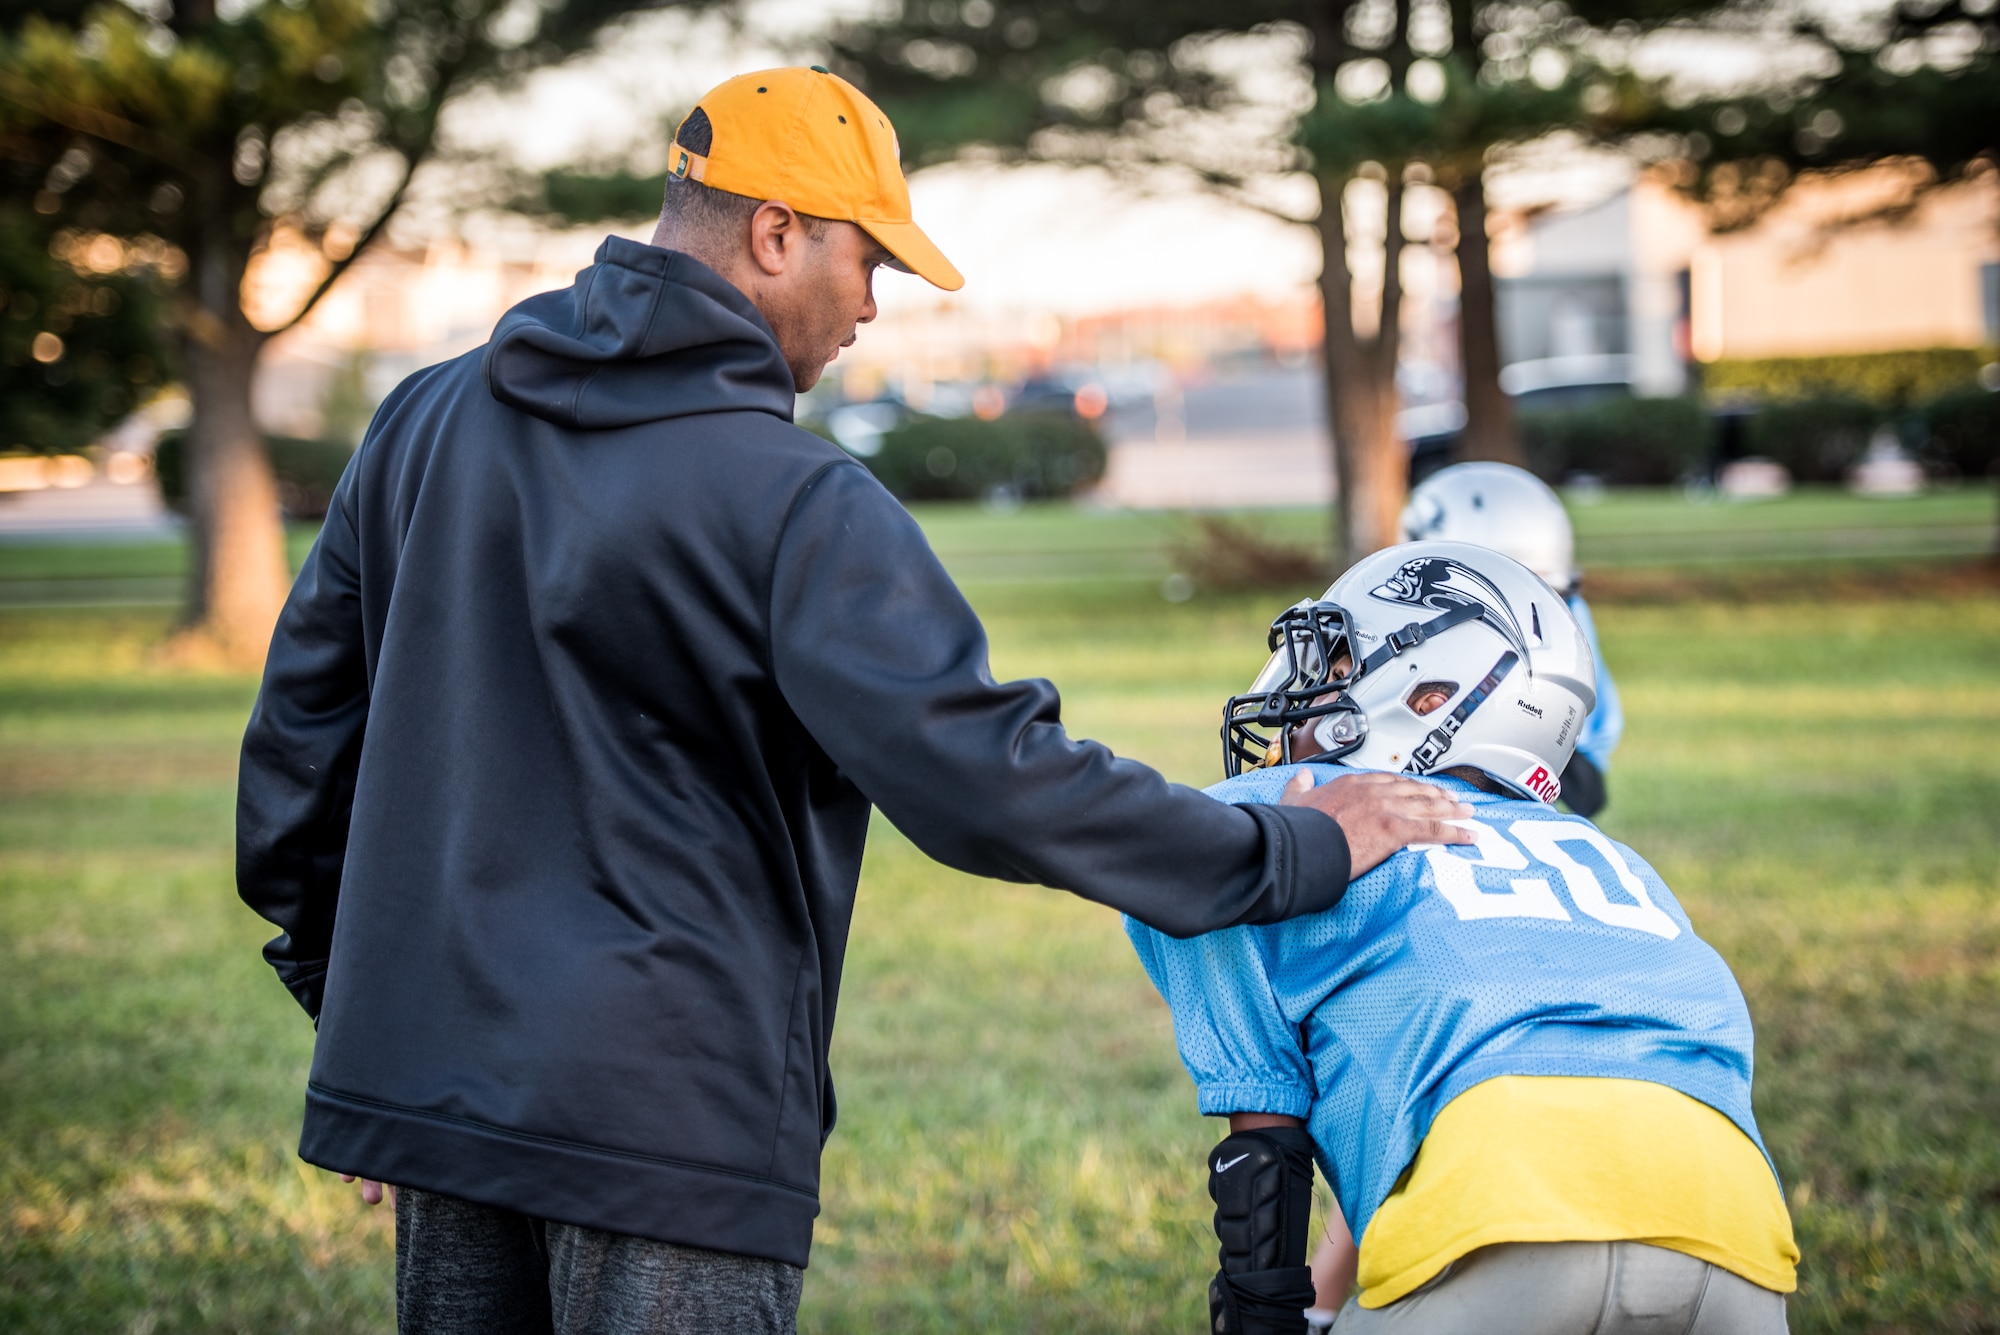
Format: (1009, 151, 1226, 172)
(1280, 771, 1473, 878)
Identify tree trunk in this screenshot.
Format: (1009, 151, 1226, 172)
(172, 270, 288, 668)
(1453, 173, 1525, 467)
(1317, 173, 1407, 569)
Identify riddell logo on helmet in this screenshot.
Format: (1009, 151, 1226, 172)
(1518, 764, 1562, 804)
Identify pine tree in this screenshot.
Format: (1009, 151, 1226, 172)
(0, 0, 705, 662)
(0, 200, 172, 458)
(827, 1, 1599, 562)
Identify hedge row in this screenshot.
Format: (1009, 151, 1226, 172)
(153, 431, 354, 520)
(860, 411, 1105, 503)
(1702, 348, 1990, 408)
(1921, 386, 2000, 478)
(1518, 386, 1999, 486)
(1520, 396, 1709, 486)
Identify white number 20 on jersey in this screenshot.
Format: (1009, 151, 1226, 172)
(1420, 820, 1680, 940)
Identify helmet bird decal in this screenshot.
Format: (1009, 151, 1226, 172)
(1370, 557, 1530, 663)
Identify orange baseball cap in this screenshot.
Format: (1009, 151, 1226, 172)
(668, 67, 964, 292)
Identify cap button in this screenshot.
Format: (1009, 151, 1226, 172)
(810, 64, 829, 73)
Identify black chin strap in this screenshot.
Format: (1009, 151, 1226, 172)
(1353, 601, 1487, 679)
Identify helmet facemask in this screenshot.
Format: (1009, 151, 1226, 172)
(1221, 601, 1370, 777)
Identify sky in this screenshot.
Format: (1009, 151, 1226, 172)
(421, 0, 1885, 321)
(433, 2, 1337, 316)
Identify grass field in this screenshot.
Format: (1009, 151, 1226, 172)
(2, 489, 1997, 1332)
(0, 483, 1993, 606)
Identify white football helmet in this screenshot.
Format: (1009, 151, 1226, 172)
(1400, 462, 1578, 596)
(1222, 541, 1596, 804)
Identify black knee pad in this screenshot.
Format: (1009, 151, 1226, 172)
(1209, 1126, 1315, 1274)
(1206, 1127, 1317, 1335)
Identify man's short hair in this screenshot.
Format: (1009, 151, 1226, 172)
(658, 176, 763, 236)
(657, 176, 830, 241)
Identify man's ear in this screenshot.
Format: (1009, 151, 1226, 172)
(746, 201, 804, 278)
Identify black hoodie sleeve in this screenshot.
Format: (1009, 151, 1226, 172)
(236, 480, 370, 1019)
(769, 462, 1351, 938)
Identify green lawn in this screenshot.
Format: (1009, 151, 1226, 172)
(0, 484, 1992, 603)
(2, 495, 1997, 1332)
(914, 484, 1998, 585)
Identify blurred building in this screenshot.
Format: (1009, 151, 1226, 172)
(1685, 166, 2000, 364)
(830, 293, 1325, 401)
(1489, 182, 1706, 397)
(1490, 166, 2000, 397)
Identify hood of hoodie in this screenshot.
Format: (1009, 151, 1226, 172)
(484, 235, 796, 431)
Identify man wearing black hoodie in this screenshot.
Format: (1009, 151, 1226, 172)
(237, 67, 1472, 1334)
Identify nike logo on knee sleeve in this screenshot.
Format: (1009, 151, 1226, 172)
(1215, 1153, 1251, 1173)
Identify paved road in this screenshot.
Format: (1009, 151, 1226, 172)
(1094, 433, 1332, 509)
(0, 475, 182, 542)
(1094, 367, 1332, 510)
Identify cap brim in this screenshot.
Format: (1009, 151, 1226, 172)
(858, 217, 964, 292)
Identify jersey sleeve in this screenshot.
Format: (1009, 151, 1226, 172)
(1124, 916, 1315, 1118)
(1568, 595, 1624, 767)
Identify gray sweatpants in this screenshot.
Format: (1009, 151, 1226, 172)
(1331, 1241, 1788, 1335)
(394, 1187, 803, 1335)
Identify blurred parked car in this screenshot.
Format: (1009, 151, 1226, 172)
(823, 399, 906, 458)
(1405, 355, 1640, 485)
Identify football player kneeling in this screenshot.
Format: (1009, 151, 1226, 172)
(1127, 541, 1796, 1335)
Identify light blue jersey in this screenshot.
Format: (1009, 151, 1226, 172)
(1126, 766, 1767, 1245)
(1569, 594, 1622, 768)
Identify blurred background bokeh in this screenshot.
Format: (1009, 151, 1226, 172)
(2, 1, 1996, 1331)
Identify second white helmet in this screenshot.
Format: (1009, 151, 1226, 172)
(1222, 541, 1596, 803)
(1400, 462, 1578, 596)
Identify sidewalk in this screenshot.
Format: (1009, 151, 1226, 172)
(1094, 430, 1333, 509)
(1089, 366, 1335, 510)
(0, 475, 182, 542)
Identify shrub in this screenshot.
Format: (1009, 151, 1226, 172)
(1745, 396, 1881, 483)
(1704, 348, 1987, 407)
(1920, 387, 2000, 480)
(863, 411, 1105, 502)
(0, 209, 172, 457)
(1168, 516, 1327, 593)
(1518, 395, 1710, 486)
(154, 431, 356, 520)
(150, 430, 186, 508)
